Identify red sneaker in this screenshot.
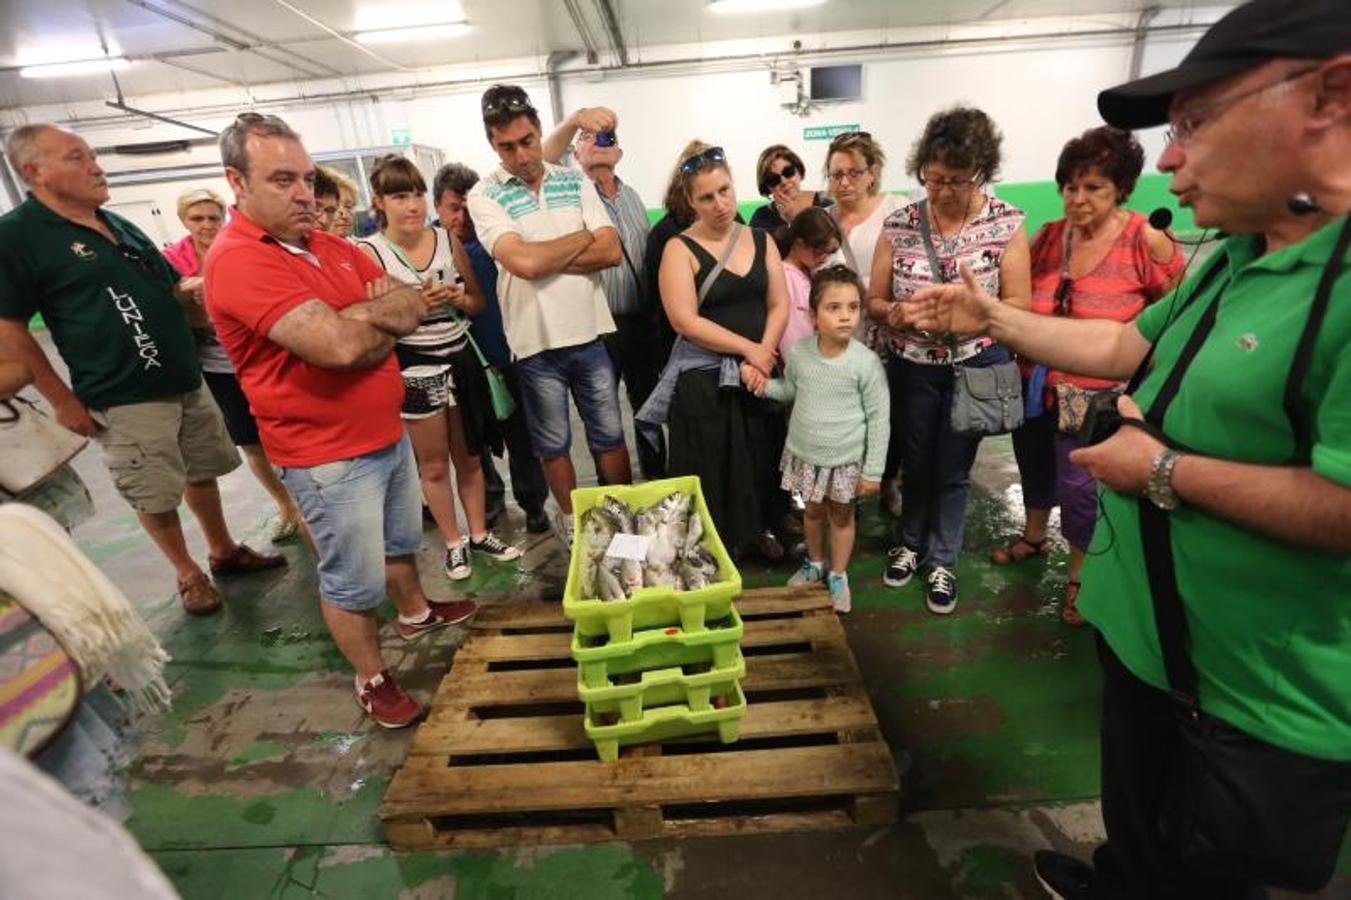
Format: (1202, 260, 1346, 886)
(355, 670, 423, 728)
(396, 598, 478, 641)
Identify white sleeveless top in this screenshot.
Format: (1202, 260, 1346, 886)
(358, 226, 469, 357)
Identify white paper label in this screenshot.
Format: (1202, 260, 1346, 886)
(605, 533, 649, 561)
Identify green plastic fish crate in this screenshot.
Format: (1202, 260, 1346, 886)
(571, 606, 744, 690)
(584, 681, 748, 763)
(578, 645, 746, 724)
(563, 476, 741, 643)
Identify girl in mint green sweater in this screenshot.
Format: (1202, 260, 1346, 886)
(747, 265, 890, 613)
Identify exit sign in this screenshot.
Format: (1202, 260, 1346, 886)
(391, 129, 412, 146)
(803, 124, 860, 142)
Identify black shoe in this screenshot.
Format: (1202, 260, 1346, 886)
(924, 565, 958, 615)
(882, 545, 921, 587)
(525, 508, 550, 534)
(1032, 850, 1094, 900)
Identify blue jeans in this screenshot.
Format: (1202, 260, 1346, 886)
(277, 435, 423, 612)
(897, 344, 1009, 568)
(514, 339, 626, 460)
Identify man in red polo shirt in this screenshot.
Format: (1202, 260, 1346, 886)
(205, 113, 475, 728)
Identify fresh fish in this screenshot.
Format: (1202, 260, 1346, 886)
(600, 495, 636, 533)
(596, 563, 626, 601)
(578, 506, 618, 599)
(683, 508, 704, 558)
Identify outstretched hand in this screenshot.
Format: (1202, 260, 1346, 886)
(901, 262, 998, 337)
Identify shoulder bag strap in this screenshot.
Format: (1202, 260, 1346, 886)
(696, 222, 744, 309)
(1283, 216, 1351, 462)
(831, 205, 862, 274)
(381, 232, 496, 369)
(1138, 221, 1348, 713)
(915, 199, 949, 284)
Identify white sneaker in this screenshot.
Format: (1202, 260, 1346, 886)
(826, 571, 851, 614)
(444, 541, 472, 580)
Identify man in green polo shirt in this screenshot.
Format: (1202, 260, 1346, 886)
(899, 1, 1349, 896)
(0, 124, 283, 616)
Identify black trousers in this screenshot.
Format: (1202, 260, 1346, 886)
(1093, 633, 1269, 900)
(603, 312, 667, 481)
(482, 365, 549, 517)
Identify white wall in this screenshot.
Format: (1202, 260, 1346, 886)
(1, 7, 1228, 240)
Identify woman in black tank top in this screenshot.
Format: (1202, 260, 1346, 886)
(656, 143, 791, 558)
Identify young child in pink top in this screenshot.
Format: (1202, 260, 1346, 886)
(773, 207, 842, 360)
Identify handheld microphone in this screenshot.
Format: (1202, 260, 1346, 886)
(1149, 207, 1216, 245)
(1286, 193, 1321, 215)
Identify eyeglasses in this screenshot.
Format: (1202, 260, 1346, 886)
(680, 146, 727, 176)
(1164, 65, 1320, 147)
(1053, 276, 1074, 317)
(118, 244, 157, 274)
(828, 166, 869, 183)
(918, 172, 981, 191)
(762, 163, 798, 193)
(481, 93, 536, 119)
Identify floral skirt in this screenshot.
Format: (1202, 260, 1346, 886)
(779, 447, 862, 505)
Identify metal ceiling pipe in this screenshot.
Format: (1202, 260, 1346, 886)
(1129, 5, 1163, 80)
(595, 0, 629, 67)
(546, 50, 581, 126)
(562, 0, 601, 65)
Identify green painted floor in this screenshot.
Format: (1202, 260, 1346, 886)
(44, 336, 1342, 899)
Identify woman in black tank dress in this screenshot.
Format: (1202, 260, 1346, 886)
(657, 142, 790, 557)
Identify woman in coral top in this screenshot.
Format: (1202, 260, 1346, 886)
(992, 127, 1183, 625)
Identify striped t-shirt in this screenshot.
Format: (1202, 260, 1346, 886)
(358, 227, 468, 357)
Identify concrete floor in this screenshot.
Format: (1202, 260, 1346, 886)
(37, 335, 1349, 899)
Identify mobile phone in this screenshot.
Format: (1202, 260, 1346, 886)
(594, 130, 617, 148)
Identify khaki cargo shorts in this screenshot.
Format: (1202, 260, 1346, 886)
(91, 382, 242, 515)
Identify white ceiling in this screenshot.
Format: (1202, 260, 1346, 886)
(1, 0, 1202, 111)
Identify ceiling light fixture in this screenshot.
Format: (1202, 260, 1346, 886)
(709, 0, 826, 14)
(353, 22, 471, 44)
(19, 57, 131, 79)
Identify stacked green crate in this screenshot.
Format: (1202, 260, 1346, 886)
(564, 476, 747, 762)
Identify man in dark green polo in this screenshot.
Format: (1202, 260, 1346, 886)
(0, 124, 283, 615)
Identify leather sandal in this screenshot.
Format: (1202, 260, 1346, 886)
(1061, 579, 1085, 627)
(209, 543, 286, 577)
(178, 573, 222, 616)
(990, 536, 1050, 565)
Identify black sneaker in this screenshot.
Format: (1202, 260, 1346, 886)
(1032, 850, 1094, 900)
(883, 545, 921, 587)
(925, 565, 958, 614)
(525, 508, 550, 534)
(445, 541, 472, 580)
(470, 532, 522, 561)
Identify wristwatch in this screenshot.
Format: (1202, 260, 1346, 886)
(1145, 449, 1183, 511)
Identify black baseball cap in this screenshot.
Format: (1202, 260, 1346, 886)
(1098, 0, 1351, 129)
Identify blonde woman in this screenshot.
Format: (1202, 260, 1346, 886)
(162, 188, 303, 543)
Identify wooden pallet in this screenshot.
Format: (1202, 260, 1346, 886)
(379, 584, 899, 850)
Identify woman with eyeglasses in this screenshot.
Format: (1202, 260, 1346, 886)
(823, 131, 906, 512)
(356, 156, 521, 582)
(869, 107, 1031, 615)
(995, 126, 1182, 625)
(647, 140, 790, 560)
(326, 167, 360, 240)
(162, 187, 306, 545)
(749, 144, 832, 232)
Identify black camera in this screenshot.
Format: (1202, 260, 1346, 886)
(1078, 390, 1124, 447)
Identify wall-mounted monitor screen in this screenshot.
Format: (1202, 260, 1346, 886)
(810, 64, 862, 101)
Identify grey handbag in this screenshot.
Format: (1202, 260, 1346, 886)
(916, 200, 1023, 436)
(949, 363, 1024, 436)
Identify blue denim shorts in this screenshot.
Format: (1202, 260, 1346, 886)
(277, 435, 423, 612)
(514, 339, 626, 459)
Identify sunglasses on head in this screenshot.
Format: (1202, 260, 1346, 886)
(762, 163, 799, 193)
(828, 130, 872, 147)
(680, 146, 727, 177)
(482, 93, 536, 119)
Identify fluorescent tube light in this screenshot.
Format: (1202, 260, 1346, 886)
(353, 22, 471, 44)
(710, 0, 826, 13)
(20, 57, 131, 79)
